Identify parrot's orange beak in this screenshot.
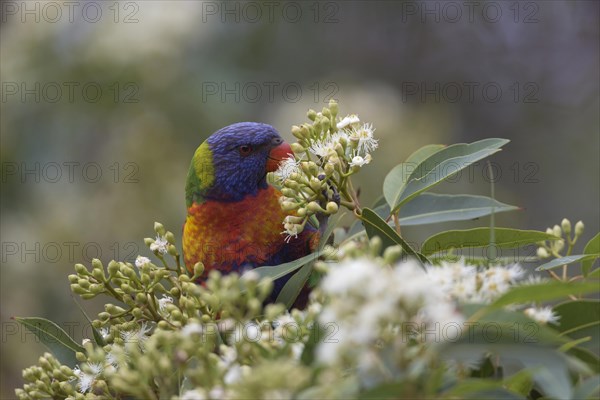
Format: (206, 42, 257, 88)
(266, 141, 293, 172)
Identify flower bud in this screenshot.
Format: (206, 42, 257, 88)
(324, 162, 335, 176)
(166, 231, 176, 245)
(291, 125, 303, 139)
(554, 239, 565, 253)
(132, 308, 143, 319)
(309, 178, 322, 192)
(70, 284, 87, 295)
(383, 245, 403, 264)
(75, 264, 88, 275)
(92, 268, 105, 281)
(297, 207, 307, 217)
(76, 352, 86, 362)
(561, 218, 571, 234)
(326, 202, 339, 214)
(575, 220, 584, 237)
(536, 247, 549, 258)
(545, 228, 553, 236)
(168, 244, 178, 256)
(281, 188, 295, 197)
(108, 260, 120, 276)
(290, 143, 305, 153)
(329, 100, 339, 117)
(281, 201, 300, 211)
(370, 236, 382, 256)
(144, 237, 154, 247)
(170, 287, 181, 297)
(553, 225, 562, 238)
(154, 222, 166, 236)
(321, 116, 330, 132)
(307, 201, 324, 213)
(307, 109, 317, 121)
(194, 262, 205, 277)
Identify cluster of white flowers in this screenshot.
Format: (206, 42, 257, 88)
(274, 101, 377, 240)
(426, 260, 525, 303)
(317, 258, 464, 379)
(427, 259, 561, 325)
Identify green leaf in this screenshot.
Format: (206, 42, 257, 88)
(360, 207, 429, 265)
(275, 262, 313, 309)
(13, 316, 84, 367)
(71, 295, 105, 346)
(442, 380, 523, 399)
(536, 254, 600, 271)
(553, 300, 600, 353)
(382, 144, 446, 213)
(399, 193, 519, 226)
(504, 370, 534, 396)
(484, 281, 600, 311)
(248, 252, 321, 281)
(441, 343, 571, 400)
(385, 139, 509, 214)
(582, 233, 600, 277)
(421, 228, 558, 256)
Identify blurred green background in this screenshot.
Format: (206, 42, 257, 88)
(1, 0, 598, 395)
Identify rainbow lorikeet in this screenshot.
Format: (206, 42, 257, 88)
(182, 122, 321, 299)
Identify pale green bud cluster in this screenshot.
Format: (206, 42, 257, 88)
(16, 353, 78, 399)
(536, 218, 585, 260)
(274, 100, 376, 239)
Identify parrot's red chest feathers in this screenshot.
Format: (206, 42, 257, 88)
(183, 186, 289, 277)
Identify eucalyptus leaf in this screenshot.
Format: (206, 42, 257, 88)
(275, 262, 313, 309)
(582, 233, 600, 277)
(536, 254, 600, 271)
(14, 316, 84, 367)
(484, 281, 600, 311)
(553, 300, 600, 353)
(361, 207, 428, 265)
(384, 139, 508, 213)
(399, 193, 519, 226)
(248, 252, 321, 281)
(421, 228, 558, 256)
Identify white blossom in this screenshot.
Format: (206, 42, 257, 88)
(135, 255, 151, 268)
(149, 235, 169, 255)
(524, 306, 560, 325)
(349, 123, 378, 155)
(157, 295, 173, 312)
(273, 155, 300, 182)
(120, 321, 152, 347)
(349, 155, 370, 168)
(336, 114, 360, 129)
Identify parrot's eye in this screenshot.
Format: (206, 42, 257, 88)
(239, 145, 253, 156)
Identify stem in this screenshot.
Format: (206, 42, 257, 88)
(392, 213, 401, 236)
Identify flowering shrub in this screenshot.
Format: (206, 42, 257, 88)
(16, 102, 600, 400)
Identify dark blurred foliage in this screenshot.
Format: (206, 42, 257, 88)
(1, 0, 598, 395)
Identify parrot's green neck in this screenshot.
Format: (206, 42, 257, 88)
(185, 142, 215, 208)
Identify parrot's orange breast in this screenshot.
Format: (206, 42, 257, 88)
(183, 186, 289, 276)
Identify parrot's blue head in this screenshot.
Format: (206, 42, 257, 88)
(186, 122, 292, 205)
